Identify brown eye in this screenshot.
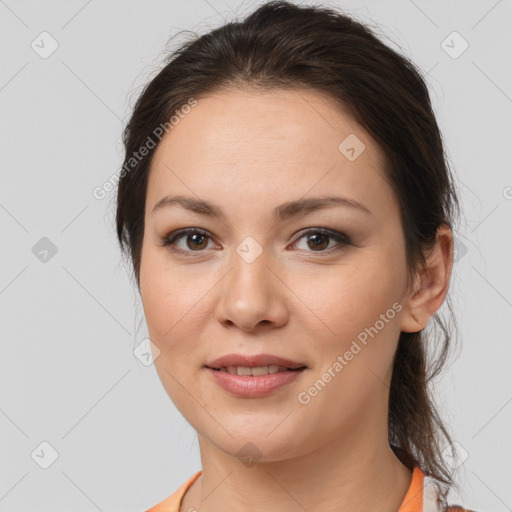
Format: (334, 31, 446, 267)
(292, 229, 350, 254)
(161, 228, 214, 256)
(161, 227, 350, 257)
(184, 232, 208, 250)
(305, 232, 330, 251)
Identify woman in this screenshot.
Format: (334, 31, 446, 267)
(115, 1, 476, 511)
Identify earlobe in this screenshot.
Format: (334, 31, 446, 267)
(399, 267, 429, 332)
(401, 310, 424, 333)
(411, 312, 422, 327)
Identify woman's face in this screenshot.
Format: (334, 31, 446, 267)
(139, 87, 415, 461)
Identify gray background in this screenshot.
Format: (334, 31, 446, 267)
(1, 0, 511, 510)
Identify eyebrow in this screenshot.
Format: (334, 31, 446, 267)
(151, 194, 372, 221)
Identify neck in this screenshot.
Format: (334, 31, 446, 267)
(181, 419, 413, 512)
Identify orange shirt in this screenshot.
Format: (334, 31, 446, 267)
(145, 465, 443, 512)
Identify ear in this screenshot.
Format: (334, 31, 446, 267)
(400, 224, 454, 333)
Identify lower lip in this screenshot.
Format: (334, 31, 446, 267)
(205, 367, 306, 398)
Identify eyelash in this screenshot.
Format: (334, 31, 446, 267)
(159, 227, 351, 257)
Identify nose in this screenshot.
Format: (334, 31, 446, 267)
(215, 245, 289, 333)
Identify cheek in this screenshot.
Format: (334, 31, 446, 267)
(140, 251, 209, 412)
(140, 246, 194, 336)
(139, 247, 216, 369)
(296, 262, 405, 420)
(291, 259, 403, 428)
(294, 258, 402, 350)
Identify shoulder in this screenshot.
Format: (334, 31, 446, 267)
(444, 507, 480, 512)
(422, 471, 479, 512)
(145, 470, 202, 512)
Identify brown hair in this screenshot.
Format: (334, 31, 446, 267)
(115, 0, 463, 506)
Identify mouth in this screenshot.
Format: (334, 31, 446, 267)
(206, 365, 307, 376)
(204, 353, 308, 375)
(204, 355, 308, 398)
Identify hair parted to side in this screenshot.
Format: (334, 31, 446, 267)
(115, 0, 463, 507)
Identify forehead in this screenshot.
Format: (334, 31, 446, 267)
(146, 87, 395, 220)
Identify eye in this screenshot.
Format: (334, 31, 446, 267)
(290, 228, 350, 254)
(160, 228, 216, 256)
(159, 227, 350, 257)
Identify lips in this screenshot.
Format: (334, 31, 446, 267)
(205, 353, 307, 371)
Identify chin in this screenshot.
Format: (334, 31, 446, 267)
(204, 426, 309, 464)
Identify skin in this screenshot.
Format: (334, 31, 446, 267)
(139, 87, 453, 512)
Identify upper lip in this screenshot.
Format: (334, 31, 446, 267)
(205, 353, 307, 370)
